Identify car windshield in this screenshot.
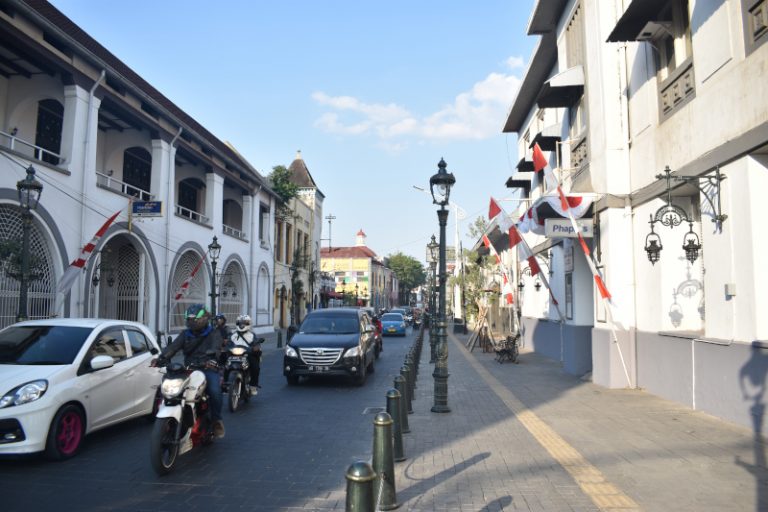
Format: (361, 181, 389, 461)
(382, 314, 403, 321)
(300, 316, 359, 334)
(0, 325, 93, 365)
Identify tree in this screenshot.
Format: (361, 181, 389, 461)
(467, 216, 489, 240)
(387, 252, 426, 306)
(268, 165, 298, 220)
(449, 248, 491, 321)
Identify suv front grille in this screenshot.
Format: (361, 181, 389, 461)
(300, 348, 344, 366)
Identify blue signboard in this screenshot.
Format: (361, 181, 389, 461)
(132, 201, 163, 217)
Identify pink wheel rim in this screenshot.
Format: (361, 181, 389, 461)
(56, 411, 83, 455)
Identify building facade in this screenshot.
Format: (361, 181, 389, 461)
(0, 0, 279, 336)
(502, 0, 768, 430)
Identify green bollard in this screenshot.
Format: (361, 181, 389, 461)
(400, 365, 414, 414)
(393, 375, 410, 433)
(277, 330, 283, 348)
(406, 354, 417, 390)
(386, 389, 406, 462)
(345, 460, 376, 512)
(372, 412, 400, 510)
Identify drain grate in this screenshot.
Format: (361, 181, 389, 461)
(362, 406, 385, 415)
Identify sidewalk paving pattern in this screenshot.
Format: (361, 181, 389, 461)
(389, 328, 768, 511)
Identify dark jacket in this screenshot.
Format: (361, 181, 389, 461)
(161, 325, 222, 368)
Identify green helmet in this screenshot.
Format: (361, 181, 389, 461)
(185, 304, 210, 333)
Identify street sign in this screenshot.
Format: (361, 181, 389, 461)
(132, 201, 163, 217)
(545, 219, 593, 238)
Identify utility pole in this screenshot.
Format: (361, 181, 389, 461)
(325, 214, 336, 250)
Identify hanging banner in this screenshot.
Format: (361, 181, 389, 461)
(545, 219, 593, 238)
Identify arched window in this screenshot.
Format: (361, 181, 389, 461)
(123, 147, 152, 199)
(169, 251, 206, 330)
(177, 178, 205, 215)
(35, 99, 63, 165)
(219, 261, 245, 321)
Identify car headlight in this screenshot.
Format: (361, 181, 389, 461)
(0, 380, 48, 409)
(344, 346, 360, 358)
(161, 377, 187, 399)
(285, 346, 298, 358)
(400, 323, 405, 328)
(230, 347, 247, 356)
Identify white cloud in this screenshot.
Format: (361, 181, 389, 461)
(312, 56, 524, 145)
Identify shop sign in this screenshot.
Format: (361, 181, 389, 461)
(131, 201, 163, 217)
(545, 219, 593, 238)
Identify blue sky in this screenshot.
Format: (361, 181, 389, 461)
(50, 0, 537, 262)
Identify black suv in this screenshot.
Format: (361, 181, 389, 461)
(283, 308, 376, 386)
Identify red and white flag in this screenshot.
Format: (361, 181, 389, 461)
(56, 210, 121, 296)
(532, 143, 548, 173)
(171, 252, 206, 305)
(488, 197, 502, 220)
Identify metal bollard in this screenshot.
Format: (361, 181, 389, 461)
(277, 330, 283, 348)
(400, 365, 414, 414)
(405, 354, 417, 390)
(393, 375, 410, 433)
(386, 389, 406, 462)
(345, 460, 376, 512)
(372, 412, 400, 510)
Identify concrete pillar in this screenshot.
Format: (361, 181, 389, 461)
(205, 172, 224, 228)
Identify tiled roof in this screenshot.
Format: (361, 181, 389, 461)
(321, 246, 377, 259)
(288, 151, 318, 188)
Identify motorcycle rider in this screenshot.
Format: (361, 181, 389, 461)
(230, 314, 263, 395)
(152, 304, 225, 439)
(214, 314, 230, 346)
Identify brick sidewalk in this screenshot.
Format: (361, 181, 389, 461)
(391, 327, 768, 511)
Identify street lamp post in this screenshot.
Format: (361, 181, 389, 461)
(355, 282, 359, 307)
(16, 166, 43, 322)
(427, 235, 438, 363)
(208, 236, 221, 316)
(429, 158, 455, 413)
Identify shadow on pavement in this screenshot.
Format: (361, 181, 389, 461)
(397, 451, 491, 503)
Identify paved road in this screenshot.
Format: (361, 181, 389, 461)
(0, 327, 420, 511)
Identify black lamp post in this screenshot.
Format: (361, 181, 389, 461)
(208, 236, 221, 316)
(427, 234, 438, 363)
(429, 158, 455, 413)
(354, 282, 359, 306)
(16, 166, 43, 322)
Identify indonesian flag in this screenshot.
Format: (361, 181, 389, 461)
(57, 210, 121, 296)
(509, 225, 523, 250)
(502, 273, 514, 304)
(488, 197, 502, 220)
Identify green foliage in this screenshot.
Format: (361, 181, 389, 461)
(467, 216, 489, 241)
(387, 252, 426, 304)
(449, 248, 490, 320)
(268, 165, 299, 220)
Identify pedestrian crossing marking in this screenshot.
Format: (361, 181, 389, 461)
(449, 331, 642, 511)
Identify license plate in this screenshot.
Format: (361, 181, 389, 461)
(308, 365, 330, 372)
(388, 328, 396, 332)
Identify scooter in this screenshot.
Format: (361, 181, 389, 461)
(149, 361, 215, 475)
(222, 344, 251, 412)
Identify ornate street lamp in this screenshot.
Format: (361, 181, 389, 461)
(208, 236, 221, 316)
(16, 166, 43, 321)
(354, 282, 359, 306)
(429, 158, 455, 413)
(427, 234, 438, 363)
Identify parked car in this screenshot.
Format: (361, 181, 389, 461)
(0, 319, 162, 459)
(381, 312, 407, 337)
(360, 308, 383, 357)
(283, 308, 376, 386)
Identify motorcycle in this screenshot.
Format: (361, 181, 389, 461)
(149, 361, 215, 475)
(222, 337, 265, 412)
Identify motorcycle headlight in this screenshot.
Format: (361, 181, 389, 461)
(344, 346, 360, 358)
(0, 380, 48, 409)
(161, 377, 187, 398)
(230, 347, 247, 356)
(285, 345, 298, 358)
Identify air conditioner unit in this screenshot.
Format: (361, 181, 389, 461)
(636, 21, 673, 41)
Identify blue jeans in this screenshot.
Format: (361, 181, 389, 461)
(203, 369, 223, 422)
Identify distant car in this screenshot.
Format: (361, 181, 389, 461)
(381, 313, 407, 337)
(360, 308, 383, 357)
(283, 308, 376, 386)
(0, 319, 162, 459)
(390, 308, 409, 325)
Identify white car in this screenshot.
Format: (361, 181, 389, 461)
(0, 318, 162, 459)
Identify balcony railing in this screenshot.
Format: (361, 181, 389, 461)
(223, 224, 247, 240)
(96, 171, 153, 201)
(0, 130, 64, 165)
(176, 204, 210, 225)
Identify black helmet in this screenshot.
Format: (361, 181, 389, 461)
(214, 313, 226, 324)
(186, 304, 211, 333)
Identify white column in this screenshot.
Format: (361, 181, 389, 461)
(205, 172, 224, 227)
(61, 84, 91, 176)
(150, 139, 171, 201)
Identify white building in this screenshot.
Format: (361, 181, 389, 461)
(502, 0, 768, 430)
(0, 0, 279, 336)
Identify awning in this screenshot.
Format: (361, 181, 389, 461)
(536, 66, 584, 109)
(505, 174, 532, 196)
(528, 122, 563, 152)
(606, 0, 671, 42)
(515, 157, 534, 173)
(518, 194, 594, 235)
(326, 291, 344, 299)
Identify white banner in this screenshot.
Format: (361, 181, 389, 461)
(545, 219, 593, 238)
